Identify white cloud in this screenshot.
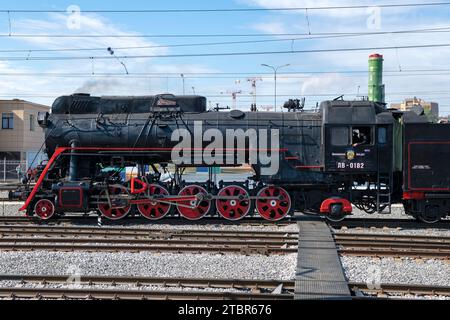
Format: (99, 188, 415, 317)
(251, 22, 287, 34)
(239, 0, 371, 18)
(0, 12, 218, 105)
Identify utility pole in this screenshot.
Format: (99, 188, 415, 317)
(247, 77, 262, 111)
(261, 63, 290, 112)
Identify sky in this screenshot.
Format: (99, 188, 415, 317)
(0, 0, 450, 115)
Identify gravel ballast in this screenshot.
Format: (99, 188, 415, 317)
(341, 256, 450, 287)
(0, 251, 297, 281)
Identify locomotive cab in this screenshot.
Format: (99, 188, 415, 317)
(321, 100, 393, 174)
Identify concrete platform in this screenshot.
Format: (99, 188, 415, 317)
(294, 214, 352, 300)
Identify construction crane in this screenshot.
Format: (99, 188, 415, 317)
(259, 105, 275, 112)
(220, 90, 242, 110)
(247, 77, 262, 111)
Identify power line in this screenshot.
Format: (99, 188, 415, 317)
(3, 28, 450, 39)
(1, 2, 450, 13)
(0, 26, 450, 53)
(2, 27, 450, 51)
(1, 71, 450, 79)
(1, 42, 450, 61)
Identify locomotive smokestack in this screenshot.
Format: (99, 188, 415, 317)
(368, 53, 385, 104)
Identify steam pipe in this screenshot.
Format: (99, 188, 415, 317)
(69, 140, 79, 181)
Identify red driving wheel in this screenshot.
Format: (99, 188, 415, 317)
(177, 185, 211, 220)
(34, 199, 55, 220)
(97, 186, 131, 220)
(216, 185, 251, 220)
(255, 186, 291, 221)
(137, 184, 171, 220)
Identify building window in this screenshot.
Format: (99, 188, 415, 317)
(30, 114, 35, 131)
(2, 113, 14, 129)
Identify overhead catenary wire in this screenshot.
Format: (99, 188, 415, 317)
(4, 28, 450, 39)
(1, 43, 450, 61)
(1, 2, 450, 13)
(2, 71, 450, 78)
(1, 27, 450, 52)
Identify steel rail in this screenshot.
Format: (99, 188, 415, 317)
(349, 282, 450, 296)
(339, 248, 449, 259)
(334, 233, 450, 242)
(0, 237, 298, 247)
(0, 224, 298, 236)
(336, 240, 450, 250)
(0, 198, 18, 202)
(0, 215, 297, 226)
(1, 275, 448, 299)
(0, 287, 293, 300)
(328, 218, 450, 230)
(0, 230, 297, 242)
(0, 242, 297, 254)
(0, 274, 295, 291)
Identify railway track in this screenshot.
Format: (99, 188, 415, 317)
(0, 225, 298, 254)
(0, 274, 294, 300)
(0, 215, 297, 227)
(335, 232, 450, 259)
(0, 224, 298, 237)
(0, 274, 448, 299)
(0, 184, 35, 191)
(0, 224, 448, 258)
(349, 282, 450, 297)
(329, 218, 450, 230)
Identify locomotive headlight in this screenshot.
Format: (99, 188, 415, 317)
(346, 150, 355, 160)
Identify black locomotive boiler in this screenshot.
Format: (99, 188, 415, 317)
(16, 93, 450, 223)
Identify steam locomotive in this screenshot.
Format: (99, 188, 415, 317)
(15, 93, 450, 223)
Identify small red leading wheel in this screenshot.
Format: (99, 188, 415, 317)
(177, 185, 211, 220)
(137, 184, 171, 220)
(216, 185, 251, 220)
(34, 199, 55, 220)
(97, 186, 131, 220)
(256, 186, 291, 221)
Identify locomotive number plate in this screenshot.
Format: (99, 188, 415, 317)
(336, 162, 365, 169)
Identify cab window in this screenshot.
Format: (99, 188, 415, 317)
(331, 127, 349, 146)
(351, 126, 372, 147)
(378, 127, 387, 144)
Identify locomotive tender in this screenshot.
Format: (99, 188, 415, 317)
(17, 93, 450, 223)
